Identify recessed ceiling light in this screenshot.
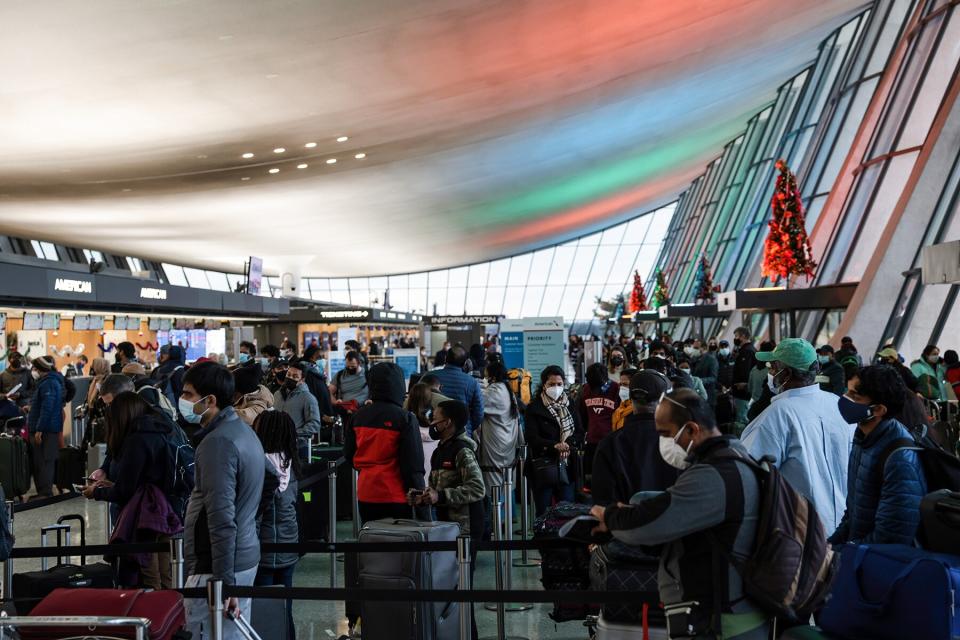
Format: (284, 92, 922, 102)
(297, 163, 308, 169)
(121, 188, 132, 192)
(304, 142, 317, 149)
(196, 154, 208, 159)
(355, 153, 366, 159)
(241, 152, 254, 159)
(266, 73, 280, 79)
(273, 147, 285, 154)
(336, 136, 349, 143)
(326, 158, 337, 164)
(268, 168, 280, 174)
(241, 177, 251, 181)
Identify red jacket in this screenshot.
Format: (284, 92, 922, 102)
(579, 382, 621, 445)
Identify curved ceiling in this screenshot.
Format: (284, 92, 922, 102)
(0, 0, 864, 277)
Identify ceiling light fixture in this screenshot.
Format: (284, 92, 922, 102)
(355, 153, 366, 159)
(326, 158, 337, 164)
(269, 168, 280, 174)
(241, 177, 251, 181)
(273, 147, 286, 154)
(336, 136, 349, 142)
(304, 142, 317, 149)
(297, 163, 308, 169)
(241, 152, 254, 159)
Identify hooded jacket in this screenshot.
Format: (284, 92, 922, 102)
(258, 457, 299, 569)
(345, 362, 425, 504)
(92, 412, 178, 510)
(28, 371, 64, 433)
(429, 432, 485, 536)
(731, 342, 757, 400)
(234, 385, 275, 426)
(478, 381, 522, 492)
(273, 383, 321, 438)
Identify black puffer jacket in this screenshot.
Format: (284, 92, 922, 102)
(92, 412, 175, 510)
(258, 463, 299, 569)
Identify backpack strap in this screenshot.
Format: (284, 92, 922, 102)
(877, 437, 921, 479)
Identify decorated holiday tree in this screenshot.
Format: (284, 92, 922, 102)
(762, 159, 817, 285)
(652, 270, 670, 309)
(693, 254, 717, 303)
(629, 270, 649, 312)
(594, 293, 627, 321)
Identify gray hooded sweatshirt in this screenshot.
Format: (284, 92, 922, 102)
(477, 381, 522, 493)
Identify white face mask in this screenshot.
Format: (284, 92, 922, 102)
(659, 425, 692, 470)
(179, 395, 210, 424)
(927, 355, 940, 365)
(618, 387, 631, 402)
(545, 386, 564, 401)
(767, 372, 778, 394)
(31, 369, 41, 380)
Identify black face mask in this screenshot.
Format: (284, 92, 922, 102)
(611, 357, 624, 367)
(346, 367, 359, 375)
(428, 420, 448, 441)
(733, 338, 742, 347)
(284, 379, 298, 391)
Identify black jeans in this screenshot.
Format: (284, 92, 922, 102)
(31, 432, 59, 496)
(254, 565, 297, 639)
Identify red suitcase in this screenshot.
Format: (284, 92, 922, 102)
(19, 588, 186, 640)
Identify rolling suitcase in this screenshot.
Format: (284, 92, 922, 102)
(11, 514, 116, 614)
(357, 519, 460, 640)
(589, 541, 662, 625)
(17, 588, 186, 640)
(55, 445, 87, 491)
(818, 543, 960, 640)
(534, 502, 597, 622)
(594, 611, 668, 640)
(0, 432, 31, 497)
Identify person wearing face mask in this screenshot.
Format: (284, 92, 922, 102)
(691, 338, 719, 407)
(258, 345, 281, 375)
(580, 363, 621, 484)
(876, 347, 919, 393)
(591, 370, 678, 507)
(746, 341, 775, 418)
(611, 368, 639, 431)
(152, 344, 187, 411)
(524, 365, 584, 515)
(910, 344, 947, 402)
(740, 338, 853, 532)
(626, 333, 645, 366)
(816, 345, 846, 395)
(271, 362, 321, 461)
(829, 365, 927, 546)
(676, 358, 708, 400)
(590, 389, 770, 640)
(715, 340, 735, 393)
(607, 346, 628, 384)
(477, 362, 522, 504)
(330, 351, 370, 409)
(411, 400, 484, 640)
(25, 357, 65, 499)
(231, 364, 274, 427)
(300, 346, 335, 429)
(179, 361, 265, 640)
(1, 352, 36, 410)
(730, 327, 757, 424)
(278, 339, 296, 361)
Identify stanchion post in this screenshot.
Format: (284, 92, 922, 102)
(503, 466, 514, 580)
(207, 579, 224, 640)
(2, 501, 13, 601)
(513, 445, 539, 568)
(170, 538, 184, 589)
(351, 467, 360, 540)
(457, 534, 472, 640)
(327, 460, 338, 588)
(104, 504, 114, 542)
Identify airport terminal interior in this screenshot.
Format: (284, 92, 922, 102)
(2, 1, 960, 639)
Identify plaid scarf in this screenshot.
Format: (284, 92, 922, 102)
(543, 391, 575, 443)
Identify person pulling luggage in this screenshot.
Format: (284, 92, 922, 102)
(411, 399, 485, 640)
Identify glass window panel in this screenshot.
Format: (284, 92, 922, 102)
(408, 289, 427, 315)
(205, 271, 230, 292)
(368, 276, 388, 292)
(329, 278, 349, 290)
(508, 254, 533, 286)
(588, 249, 618, 285)
(162, 263, 188, 287)
(183, 267, 210, 289)
(550, 246, 577, 282)
(554, 285, 583, 320)
(447, 267, 469, 287)
(330, 289, 351, 305)
(428, 270, 448, 290)
(898, 15, 960, 148)
(388, 274, 408, 290)
(600, 223, 627, 246)
(309, 279, 330, 301)
(566, 244, 598, 285)
(428, 287, 448, 316)
(501, 286, 524, 318)
(352, 288, 373, 306)
(520, 286, 546, 317)
(227, 274, 244, 293)
(448, 287, 467, 315)
(526, 249, 555, 286)
(483, 286, 507, 315)
(388, 287, 408, 312)
(408, 272, 427, 288)
(539, 285, 565, 316)
(900, 283, 952, 360)
(467, 263, 489, 290)
(577, 229, 603, 246)
(623, 215, 652, 243)
(486, 258, 512, 286)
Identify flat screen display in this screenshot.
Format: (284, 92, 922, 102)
(148, 317, 160, 331)
(88, 315, 105, 331)
(126, 317, 140, 331)
(41, 314, 60, 331)
(186, 329, 206, 362)
(0, 314, 5, 331)
(247, 256, 263, 295)
(73, 314, 90, 331)
(23, 313, 42, 330)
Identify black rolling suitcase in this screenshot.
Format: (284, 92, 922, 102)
(11, 514, 116, 613)
(589, 541, 663, 625)
(533, 502, 598, 622)
(55, 446, 87, 492)
(920, 489, 960, 555)
(0, 432, 31, 497)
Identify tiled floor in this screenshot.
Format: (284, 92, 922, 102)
(6, 497, 595, 640)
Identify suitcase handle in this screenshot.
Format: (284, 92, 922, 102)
(852, 545, 923, 612)
(40, 524, 71, 570)
(56, 514, 87, 565)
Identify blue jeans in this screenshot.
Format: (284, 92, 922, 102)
(534, 482, 574, 516)
(255, 564, 297, 639)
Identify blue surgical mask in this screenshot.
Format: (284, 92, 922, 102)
(837, 395, 874, 425)
(239, 353, 251, 364)
(179, 395, 210, 424)
(719, 348, 730, 357)
(259, 358, 271, 368)
(317, 358, 326, 371)
(818, 355, 830, 365)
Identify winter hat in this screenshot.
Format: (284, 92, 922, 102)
(233, 365, 261, 395)
(32, 356, 54, 372)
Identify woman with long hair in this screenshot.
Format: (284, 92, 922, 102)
(253, 409, 301, 640)
(82, 391, 180, 589)
(478, 361, 522, 498)
(86, 357, 112, 406)
(405, 382, 439, 468)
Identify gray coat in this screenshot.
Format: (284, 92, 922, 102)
(273, 384, 321, 438)
(184, 406, 265, 584)
(258, 468, 299, 569)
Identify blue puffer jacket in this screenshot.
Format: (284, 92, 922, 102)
(27, 371, 64, 434)
(829, 418, 926, 546)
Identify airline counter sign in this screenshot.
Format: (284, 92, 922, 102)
(47, 272, 96, 300)
(140, 287, 168, 300)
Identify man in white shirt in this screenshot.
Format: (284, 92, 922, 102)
(741, 338, 853, 532)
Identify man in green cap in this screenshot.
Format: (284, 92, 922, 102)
(740, 338, 853, 532)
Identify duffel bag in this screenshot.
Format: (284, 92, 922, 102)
(818, 543, 960, 640)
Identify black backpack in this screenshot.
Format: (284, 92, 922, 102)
(879, 430, 960, 494)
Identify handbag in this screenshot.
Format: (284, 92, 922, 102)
(532, 455, 569, 489)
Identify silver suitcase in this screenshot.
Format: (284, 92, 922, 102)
(357, 519, 460, 640)
(595, 614, 669, 639)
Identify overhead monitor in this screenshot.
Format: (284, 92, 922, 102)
(148, 317, 160, 331)
(23, 313, 42, 330)
(0, 313, 5, 331)
(247, 256, 263, 295)
(73, 314, 90, 331)
(41, 313, 60, 331)
(88, 315, 105, 331)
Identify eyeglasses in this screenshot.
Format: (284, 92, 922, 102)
(659, 391, 695, 422)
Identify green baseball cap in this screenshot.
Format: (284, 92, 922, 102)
(755, 338, 817, 369)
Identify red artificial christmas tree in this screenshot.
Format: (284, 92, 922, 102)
(629, 270, 649, 312)
(762, 160, 817, 285)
